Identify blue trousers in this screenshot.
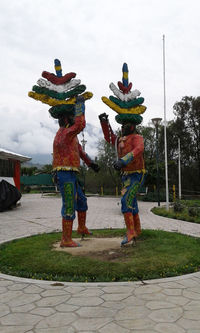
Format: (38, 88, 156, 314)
(57, 171, 88, 220)
(121, 172, 145, 215)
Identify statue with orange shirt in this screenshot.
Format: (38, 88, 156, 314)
(99, 63, 146, 246)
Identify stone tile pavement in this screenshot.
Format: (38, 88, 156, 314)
(0, 194, 200, 332)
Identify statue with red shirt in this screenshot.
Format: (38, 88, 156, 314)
(99, 63, 147, 246)
(51, 99, 99, 247)
(28, 59, 99, 247)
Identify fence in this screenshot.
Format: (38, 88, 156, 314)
(20, 174, 57, 193)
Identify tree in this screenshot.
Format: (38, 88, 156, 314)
(97, 138, 121, 190)
(39, 164, 53, 174)
(21, 166, 38, 176)
(97, 139, 116, 169)
(173, 96, 200, 182)
(137, 125, 165, 190)
(137, 125, 155, 161)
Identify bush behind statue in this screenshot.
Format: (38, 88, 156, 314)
(142, 191, 173, 202)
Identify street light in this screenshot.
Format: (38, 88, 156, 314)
(152, 118, 162, 206)
(81, 132, 87, 152)
(81, 131, 87, 193)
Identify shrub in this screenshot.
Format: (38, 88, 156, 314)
(173, 201, 185, 213)
(142, 191, 172, 202)
(188, 207, 200, 217)
(23, 186, 31, 193)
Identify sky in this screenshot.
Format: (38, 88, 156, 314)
(0, 0, 199, 163)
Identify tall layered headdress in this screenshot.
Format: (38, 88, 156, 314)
(102, 63, 146, 124)
(28, 59, 93, 118)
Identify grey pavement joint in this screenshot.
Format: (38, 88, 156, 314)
(0, 194, 200, 332)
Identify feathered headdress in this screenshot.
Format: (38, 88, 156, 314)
(101, 63, 146, 124)
(28, 59, 93, 118)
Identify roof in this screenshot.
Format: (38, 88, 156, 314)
(0, 148, 31, 162)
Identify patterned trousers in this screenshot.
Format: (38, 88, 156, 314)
(57, 171, 87, 220)
(121, 172, 145, 215)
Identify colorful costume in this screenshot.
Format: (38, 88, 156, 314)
(28, 59, 96, 247)
(100, 63, 147, 246)
(53, 109, 94, 245)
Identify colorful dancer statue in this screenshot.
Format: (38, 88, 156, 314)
(99, 63, 147, 246)
(28, 59, 99, 247)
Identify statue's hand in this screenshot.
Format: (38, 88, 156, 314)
(98, 113, 109, 122)
(75, 95, 85, 115)
(90, 162, 100, 173)
(113, 159, 124, 171)
(76, 95, 85, 103)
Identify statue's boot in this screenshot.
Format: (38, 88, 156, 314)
(133, 213, 141, 237)
(60, 218, 80, 247)
(77, 211, 92, 236)
(121, 212, 137, 246)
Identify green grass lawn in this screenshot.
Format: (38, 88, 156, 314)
(0, 229, 200, 282)
(152, 199, 200, 224)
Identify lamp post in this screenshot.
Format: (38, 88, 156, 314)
(81, 131, 87, 193)
(81, 132, 87, 153)
(163, 34, 169, 210)
(152, 118, 162, 206)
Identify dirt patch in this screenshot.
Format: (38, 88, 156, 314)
(52, 237, 136, 262)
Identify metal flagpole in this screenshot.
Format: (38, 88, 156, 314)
(163, 34, 169, 210)
(178, 137, 181, 200)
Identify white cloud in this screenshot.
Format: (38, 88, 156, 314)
(0, 0, 199, 160)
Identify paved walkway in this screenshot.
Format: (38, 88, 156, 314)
(0, 194, 200, 332)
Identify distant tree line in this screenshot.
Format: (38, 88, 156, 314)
(21, 164, 53, 176)
(140, 96, 200, 196)
(22, 96, 200, 197)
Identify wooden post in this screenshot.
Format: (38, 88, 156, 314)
(173, 184, 176, 201)
(116, 186, 118, 197)
(101, 186, 103, 196)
